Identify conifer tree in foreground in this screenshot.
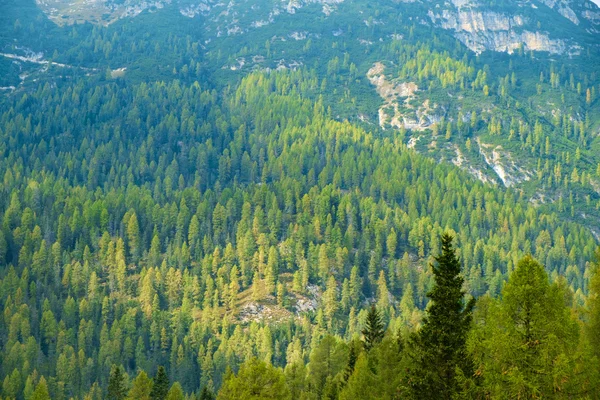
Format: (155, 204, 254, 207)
(470, 255, 598, 398)
(107, 365, 127, 400)
(362, 305, 385, 351)
(150, 366, 170, 400)
(409, 233, 474, 399)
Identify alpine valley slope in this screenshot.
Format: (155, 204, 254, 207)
(1, 0, 600, 397)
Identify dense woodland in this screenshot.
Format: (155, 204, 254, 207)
(2, 0, 600, 398)
(0, 69, 599, 399)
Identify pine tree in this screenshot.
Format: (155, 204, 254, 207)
(217, 358, 290, 399)
(362, 305, 384, 351)
(409, 233, 474, 400)
(150, 366, 169, 400)
(107, 365, 127, 400)
(127, 212, 141, 262)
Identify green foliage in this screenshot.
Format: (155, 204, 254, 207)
(0, 1, 599, 398)
(469, 256, 598, 398)
(217, 358, 290, 400)
(409, 234, 474, 399)
(339, 354, 376, 400)
(199, 386, 215, 400)
(362, 305, 385, 351)
(150, 367, 170, 400)
(588, 248, 600, 359)
(307, 336, 348, 398)
(108, 365, 127, 400)
(128, 371, 152, 400)
(166, 383, 185, 400)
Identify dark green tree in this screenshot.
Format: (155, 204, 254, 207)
(343, 343, 358, 382)
(107, 365, 127, 400)
(150, 366, 170, 400)
(199, 386, 215, 400)
(362, 305, 385, 351)
(409, 233, 474, 399)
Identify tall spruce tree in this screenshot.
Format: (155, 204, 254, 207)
(150, 366, 170, 400)
(410, 233, 474, 399)
(362, 305, 385, 351)
(107, 365, 127, 400)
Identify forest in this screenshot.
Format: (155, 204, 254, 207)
(1, 0, 600, 398)
(0, 69, 599, 399)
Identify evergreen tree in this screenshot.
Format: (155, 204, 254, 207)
(217, 358, 290, 400)
(470, 256, 596, 398)
(150, 366, 170, 400)
(107, 365, 127, 400)
(166, 383, 185, 400)
(31, 377, 51, 400)
(362, 305, 385, 351)
(339, 354, 377, 400)
(198, 386, 215, 400)
(128, 371, 152, 400)
(409, 233, 474, 399)
(343, 343, 358, 382)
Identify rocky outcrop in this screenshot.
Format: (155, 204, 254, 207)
(538, 0, 580, 25)
(36, 0, 171, 25)
(428, 9, 568, 54)
(477, 138, 533, 187)
(456, 29, 567, 54)
(367, 62, 440, 131)
(285, 0, 345, 15)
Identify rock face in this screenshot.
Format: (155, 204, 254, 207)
(36, 0, 171, 25)
(426, 0, 599, 54)
(35, 0, 599, 54)
(429, 7, 560, 54)
(476, 139, 533, 187)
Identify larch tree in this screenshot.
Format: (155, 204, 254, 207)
(470, 256, 597, 398)
(127, 370, 152, 400)
(217, 358, 290, 400)
(30, 377, 51, 400)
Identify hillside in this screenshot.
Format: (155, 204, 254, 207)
(1, 0, 600, 399)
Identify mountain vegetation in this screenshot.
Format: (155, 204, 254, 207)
(1, 0, 600, 398)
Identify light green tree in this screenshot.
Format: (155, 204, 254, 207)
(470, 256, 596, 398)
(217, 358, 290, 400)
